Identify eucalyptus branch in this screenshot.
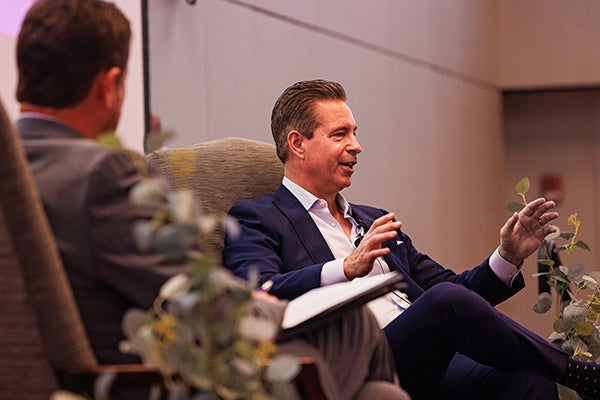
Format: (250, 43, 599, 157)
(510, 177, 599, 363)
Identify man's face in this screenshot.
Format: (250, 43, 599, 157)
(302, 99, 362, 198)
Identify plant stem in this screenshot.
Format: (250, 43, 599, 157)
(555, 288, 563, 320)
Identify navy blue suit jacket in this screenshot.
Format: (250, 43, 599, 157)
(223, 184, 524, 305)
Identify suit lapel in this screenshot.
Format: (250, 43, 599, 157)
(272, 185, 336, 265)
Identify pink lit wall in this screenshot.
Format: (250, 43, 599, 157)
(0, 1, 35, 37)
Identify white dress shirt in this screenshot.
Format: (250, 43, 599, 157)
(282, 177, 521, 327)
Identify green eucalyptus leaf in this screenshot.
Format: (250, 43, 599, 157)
(548, 331, 566, 342)
(553, 318, 571, 333)
(121, 308, 153, 337)
(564, 304, 588, 323)
(132, 220, 156, 253)
(576, 322, 595, 336)
(531, 272, 550, 277)
(559, 232, 575, 240)
(537, 258, 555, 267)
(558, 265, 569, 275)
(567, 264, 587, 284)
(571, 336, 589, 351)
(533, 292, 553, 314)
(230, 356, 259, 377)
(239, 315, 279, 342)
(515, 177, 530, 195)
(582, 275, 598, 287)
(589, 271, 600, 285)
(265, 354, 301, 382)
(129, 179, 166, 208)
(592, 329, 600, 344)
(587, 343, 600, 360)
(561, 339, 575, 355)
(118, 324, 153, 356)
(507, 201, 526, 213)
(154, 225, 190, 262)
(551, 275, 570, 284)
(554, 245, 568, 253)
(575, 240, 591, 251)
(97, 132, 124, 149)
(168, 190, 200, 224)
(144, 130, 175, 153)
(160, 273, 191, 300)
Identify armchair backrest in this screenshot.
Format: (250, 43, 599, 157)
(0, 96, 97, 399)
(147, 137, 284, 255)
(148, 138, 330, 399)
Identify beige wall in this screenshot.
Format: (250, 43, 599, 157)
(148, 0, 600, 333)
(496, 0, 600, 89)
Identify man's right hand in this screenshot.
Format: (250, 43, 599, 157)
(343, 213, 402, 280)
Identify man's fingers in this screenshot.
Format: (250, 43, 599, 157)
(520, 198, 546, 217)
(369, 215, 402, 235)
(371, 213, 396, 228)
(500, 212, 519, 236)
(521, 198, 557, 220)
(537, 211, 559, 226)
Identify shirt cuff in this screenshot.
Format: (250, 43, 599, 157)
(489, 248, 522, 286)
(321, 258, 349, 286)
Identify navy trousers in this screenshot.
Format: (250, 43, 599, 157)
(383, 282, 569, 400)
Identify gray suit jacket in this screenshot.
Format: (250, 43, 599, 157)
(17, 116, 186, 364)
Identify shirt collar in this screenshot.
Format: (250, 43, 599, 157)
(282, 176, 353, 218)
(18, 112, 69, 125)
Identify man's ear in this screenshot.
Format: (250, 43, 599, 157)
(95, 66, 123, 109)
(287, 130, 305, 160)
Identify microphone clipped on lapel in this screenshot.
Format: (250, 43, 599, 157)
(354, 218, 367, 247)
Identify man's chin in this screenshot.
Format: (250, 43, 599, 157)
(339, 178, 353, 189)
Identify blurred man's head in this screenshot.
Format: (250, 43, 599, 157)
(16, 0, 131, 136)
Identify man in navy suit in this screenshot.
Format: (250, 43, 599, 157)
(223, 79, 600, 400)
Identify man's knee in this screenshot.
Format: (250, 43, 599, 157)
(418, 282, 480, 311)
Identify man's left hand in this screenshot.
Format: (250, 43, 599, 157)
(498, 198, 558, 266)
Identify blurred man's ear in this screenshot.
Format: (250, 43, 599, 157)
(95, 66, 123, 110)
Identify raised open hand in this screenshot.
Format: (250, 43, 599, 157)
(499, 198, 558, 265)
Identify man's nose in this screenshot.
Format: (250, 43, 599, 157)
(349, 135, 362, 154)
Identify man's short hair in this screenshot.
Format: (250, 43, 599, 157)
(271, 79, 346, 163)
(16, 0, 131, 108)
